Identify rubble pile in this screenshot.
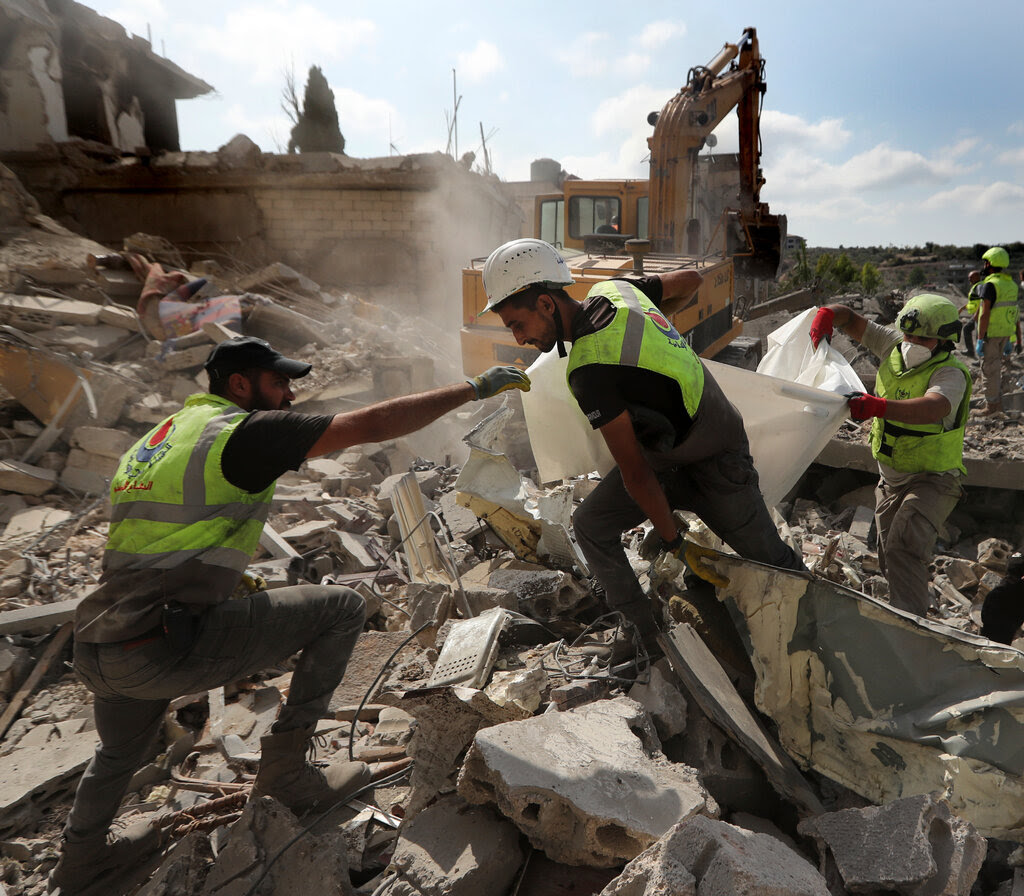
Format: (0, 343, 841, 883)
(4, 166, 1024, 895)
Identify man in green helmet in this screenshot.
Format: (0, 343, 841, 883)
(975, 246, 1019, 416)
(49, 336, 529, 895)
(809, 295, 971, 616)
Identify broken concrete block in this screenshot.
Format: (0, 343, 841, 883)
(329, 530, 381, 573)
(404, 582, 454, 640)
(0, 293, 100, 331)
(485, 666, 549, 714)
(376, 471, 438, 515)
(628, 660, 688, 742)
(389, 795, 523, 896)
(457, 697, 716, 867)
(65, 448, 118, 478)
(71, 426, 135, 459)
(550, 678, 614, 711)
(59, 465, 110, 496)
(487, 566, 588, 619)
(387, 685, 532, 817)
(0, 460, 57, 496)
(2, 505, 70, 540)
(798, 793, 986, 896)
(437, 490, 486, 543)
(847, 504, 874, 542)
(944, 558, 981, 591)
(0, 719, 97, 839)
(978, 538, 1013, 575)
(601, 815, 829, 896)
(199, 796, 353, 895)
(36, 324, 134, 357)
(461, 584, 517, 616)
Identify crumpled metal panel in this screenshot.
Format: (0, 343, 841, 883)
(699, 550, 1024, 841)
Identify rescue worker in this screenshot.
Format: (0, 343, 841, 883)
(959, 269, 981, 358)
(481, 238, 804, 646)
(50, 336, 529, 895)
(808, 295, 971, 616)
(980, 551, 1024, 645)
(974, 246, 1018, 415)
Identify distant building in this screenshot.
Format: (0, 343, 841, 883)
(785, 234, 805, 251)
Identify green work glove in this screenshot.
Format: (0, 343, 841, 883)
(468, 366, 531, 400)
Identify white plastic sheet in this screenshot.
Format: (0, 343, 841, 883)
(521, 348, 850, 507)
(757, 306, 866, 395)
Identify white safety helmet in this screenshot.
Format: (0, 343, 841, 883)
(481, 239, 574, 314)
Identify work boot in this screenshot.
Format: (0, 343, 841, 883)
(49, 819, 163, 895)
(979, 401, 1004, 417)
(252, 727, 371, 816)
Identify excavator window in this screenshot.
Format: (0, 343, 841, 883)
(636, 197, 649, 239)
(539, 198, 564, 247)
(569, 196, 622, 239)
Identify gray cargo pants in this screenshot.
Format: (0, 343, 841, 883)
(66, 584, 365, 844)
(574, 369, 803, 613)
(875, 472, 962, 616)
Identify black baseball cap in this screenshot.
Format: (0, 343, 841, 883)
(203, 336, 312, 378)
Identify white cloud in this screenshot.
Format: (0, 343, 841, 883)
(1008, 121, 1024, 136)
(93, 0, 169, 41)
(760, 110, 851, 153)
(590, 85, 673, 137)
(636, 21, 686, 50)
(556, 31, 612, 78)
(186, 5, 375, 86)
(997, 147, 1024, 167)
(456, 41, 504, 83)
(920, 181, 1024, 215)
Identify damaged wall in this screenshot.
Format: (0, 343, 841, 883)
(0, 0, 211, 154)
(5, 148, 523, 330)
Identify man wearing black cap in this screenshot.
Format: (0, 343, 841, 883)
(50, 337, 529, 894)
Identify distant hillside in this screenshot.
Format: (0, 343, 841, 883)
(774, 242, 1024, 299)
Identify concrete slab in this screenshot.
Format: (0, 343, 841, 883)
(602, 815, 829, 896)
(458, 696, 715, 867)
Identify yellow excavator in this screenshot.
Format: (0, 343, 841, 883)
(461, 26, 786, 375)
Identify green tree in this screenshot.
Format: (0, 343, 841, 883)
(906, 267, 927, 287)
(861, 262, 882, 295)
(287, 65, 345, 154)
(832, 251, 857, 286)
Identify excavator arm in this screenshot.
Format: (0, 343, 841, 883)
(647, 27, 785, 278)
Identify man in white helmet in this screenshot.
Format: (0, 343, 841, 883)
(481, 238, 804, 645)
(808, 295, 971, 616)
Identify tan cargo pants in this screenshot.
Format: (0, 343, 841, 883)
(874, 472, 963, 616)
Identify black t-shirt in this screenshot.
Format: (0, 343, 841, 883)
(220, 410, 334, 492)
(568, 277, 695, 448)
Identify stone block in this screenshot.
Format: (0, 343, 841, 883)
(65, 449, 119, 478)
(71, 426, 135, 459)
(458, 697, 714, 867)
(0, 459, 56, 496)
(390, 795, 523, 896)
(59, 465, 110, 495)
(798, 793, 986, 896)
(3, 505, 70, 539)
(944, 558, 981, 591)
(602, 815, 829, 896)
(978, 538, 1014, 575)
(200, 796, 352, 895)
(487, 566, 588, 619)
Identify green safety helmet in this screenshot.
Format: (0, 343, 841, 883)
(896, 293, 962, 341)
(982, 246, 1010, 269)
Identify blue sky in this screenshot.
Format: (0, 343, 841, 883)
(87, 0, 1024, 249)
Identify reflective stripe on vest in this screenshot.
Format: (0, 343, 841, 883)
(965, 283, 981, 317)
(983, 272, 1019, 337)
(869, 349, 970, 475)
(566, 280, 704, 418)
(105, 393, 273, 574)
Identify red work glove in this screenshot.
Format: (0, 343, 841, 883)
(809, 307, 835, 349)
(845, 392, 887, 421)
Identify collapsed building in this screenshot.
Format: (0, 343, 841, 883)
(4, 4, 1024, 896)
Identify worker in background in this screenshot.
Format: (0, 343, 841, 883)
(958, 269, 981, 358)
(480, 238, 804, 648)
(974, 246, 1019, 416)
(50, 336, 529, 895)
(809, 295, 971, 617)
(980, 551, 1024, 644)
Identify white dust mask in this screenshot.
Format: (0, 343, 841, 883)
(900, 342, 933, 368)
